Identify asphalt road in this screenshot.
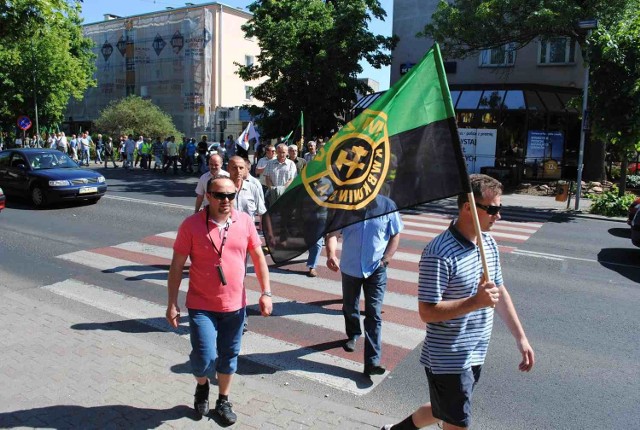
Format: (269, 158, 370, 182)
(1, 166, 638, 429)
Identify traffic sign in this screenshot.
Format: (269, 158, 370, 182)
(17, 115, 32, 131)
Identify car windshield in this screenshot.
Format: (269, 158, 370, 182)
(26, 152, 78, 170)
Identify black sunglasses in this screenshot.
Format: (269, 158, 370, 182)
(207, 191, 236, 201)
(475, 202, 502, 216)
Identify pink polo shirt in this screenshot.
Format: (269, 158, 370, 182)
(173, 209, 261, 312)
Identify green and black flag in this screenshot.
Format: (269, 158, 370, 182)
(283, 111, 304, 151)
(264, 44, 470, 263)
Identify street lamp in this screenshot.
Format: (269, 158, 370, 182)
(574, 19, 598, 211)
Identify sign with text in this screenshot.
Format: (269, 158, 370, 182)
(459, 128, 497, 173)
(526, 130, 564, 161)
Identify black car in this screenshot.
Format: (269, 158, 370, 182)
(0, 148, 107, 207)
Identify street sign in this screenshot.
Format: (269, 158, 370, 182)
(17, 115, 32, 131)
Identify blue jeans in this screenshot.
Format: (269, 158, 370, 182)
(341, 265, 387, 366)
(306, 237, 323, 269)
(188, 308, 245, 377)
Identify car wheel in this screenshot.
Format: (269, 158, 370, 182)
(31, 186, 47, 208)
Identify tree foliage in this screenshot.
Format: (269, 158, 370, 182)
(238, 0, 396, 138)
(589, 9, 640, 193)
(422, 0, 630, 58)
(94, 96, 181, 140)
(0, 0, 95, 133)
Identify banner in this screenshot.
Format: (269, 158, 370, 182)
(264, 44, 470, 263)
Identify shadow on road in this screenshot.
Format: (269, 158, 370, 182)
(608, 227, 631, 239)
(598, 248, 640, 283)
(0, 404, 195, 429)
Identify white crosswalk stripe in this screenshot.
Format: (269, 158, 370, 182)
(52, 210, 551, 396)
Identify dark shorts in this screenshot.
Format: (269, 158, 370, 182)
(425, 365, 482, 428)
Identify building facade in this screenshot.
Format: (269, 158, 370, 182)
(388, 0, 587, 183)
(67, 2, 262, 141)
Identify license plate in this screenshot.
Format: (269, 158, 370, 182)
(79, 186, 98, 194)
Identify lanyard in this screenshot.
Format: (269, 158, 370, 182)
(205, 213, 230, 261)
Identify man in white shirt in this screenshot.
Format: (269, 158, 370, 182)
(194, 154, 230, 213)
(255, 144, 276, 187)
(79, 132, 90, 166)
(134, 135, 144, 167)
(263, 143, 297, 206)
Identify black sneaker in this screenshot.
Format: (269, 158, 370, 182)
(193, 381, 209, 416)
(364, 364, 386, 376)
(215, 399, 237, 425)
(343, 338, 356, 352)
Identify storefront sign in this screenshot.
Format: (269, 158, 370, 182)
(459, 128, 497, 173)
(526, 130, 564, 161)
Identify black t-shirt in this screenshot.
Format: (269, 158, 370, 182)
(197, 140, 207, 155)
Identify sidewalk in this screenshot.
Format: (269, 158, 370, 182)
(0, 286, 393, 429)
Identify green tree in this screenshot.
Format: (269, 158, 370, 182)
(589, 12, 640, 195)
(94, 96, 181, 140)
(238, 0, 396, 138)
(420, 0, 637, 183)
(422, 0, 629, 58)
(0, 0, 95, 134)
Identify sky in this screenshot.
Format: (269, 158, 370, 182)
(79, 0, 394, 91)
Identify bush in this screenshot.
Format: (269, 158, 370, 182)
(626, 175, 640, 188)
(588, 186, 636, 217)
(610, 166, 621, 180)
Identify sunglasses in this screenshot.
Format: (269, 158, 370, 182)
(475, 202, 502, 215)
(207, 191, 236, 201)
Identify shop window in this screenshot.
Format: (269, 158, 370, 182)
(557, 93, 580, 113)
(524, 91, 545, 111)
(456, 111, 475, 126)
(481, 112, 498, 125)
(538, 37, 576, 64)
(449, 90, 460, 106)
(503, 91, 526, 109)
(538, 92, 564, 112)
(479, 43, 516, 67)
(456, 91, 482, 109)
(478, 90, 506, 110)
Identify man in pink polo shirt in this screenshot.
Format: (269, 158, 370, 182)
(166, 175, 272, 425)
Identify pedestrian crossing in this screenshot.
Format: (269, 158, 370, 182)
(52, 208, 552, 396)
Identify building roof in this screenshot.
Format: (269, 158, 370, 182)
(83, 2, 252, 26)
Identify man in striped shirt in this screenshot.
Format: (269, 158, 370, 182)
(383, 174, 534, 430)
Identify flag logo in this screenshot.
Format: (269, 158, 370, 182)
(302, 110, 390, 210)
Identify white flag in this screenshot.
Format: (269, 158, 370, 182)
(236, 121, 260, 150)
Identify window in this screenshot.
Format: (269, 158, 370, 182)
(539, 37, 576, 64)
(479, 43, 516, 67)
(245, 55, 254, 67)
(244, 86, 253, 100)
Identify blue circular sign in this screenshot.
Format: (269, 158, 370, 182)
(17, 115, 32, 131)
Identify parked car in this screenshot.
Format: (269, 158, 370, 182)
(631, 210, 640, 247)
(0, 148, 107, 208)
(627, 196, 640, 225)
(0, 186, 5, 212)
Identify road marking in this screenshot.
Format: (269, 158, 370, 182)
(43, 279, 377, 395)
(512, 249, 640, 268)
(105, 194, 192, 210)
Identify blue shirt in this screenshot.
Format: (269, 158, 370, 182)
(338, 199, 403, 278)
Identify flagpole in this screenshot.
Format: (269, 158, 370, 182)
(467, 191, 492, 283)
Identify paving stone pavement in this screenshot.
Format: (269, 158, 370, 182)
(0, 286, 395, 429)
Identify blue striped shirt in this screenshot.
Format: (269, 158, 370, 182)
(418, 223, 503, 374)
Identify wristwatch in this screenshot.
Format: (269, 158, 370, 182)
(261, 291, 273, 297)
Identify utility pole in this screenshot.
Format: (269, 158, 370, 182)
(574, 19, 598, 211)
